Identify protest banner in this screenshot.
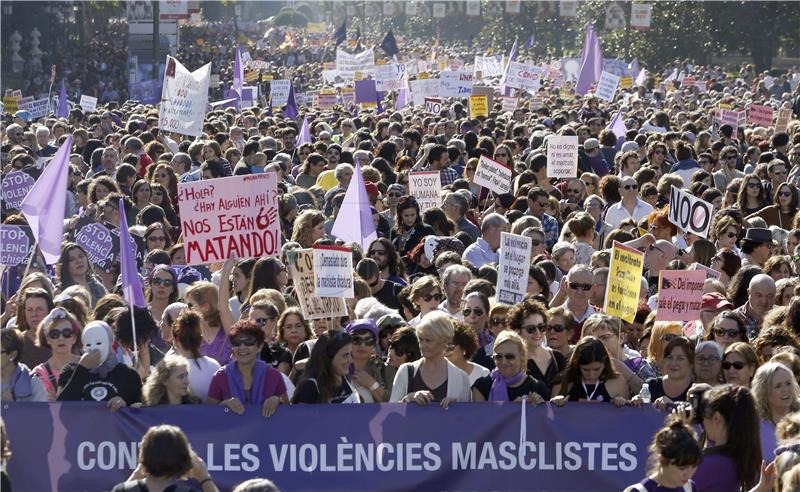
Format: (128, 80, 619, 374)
(681, 76, 696, 87)
(502, 97, 518, 113)
(719, 108, 741, 135)
(693, 262, 721, 280)
(630, 3, 652, 30)
(375, 63, 407, 92)
(775, 108, 792, 133)
(469, 95, 488, 118)
(4, 401, 666, 492)
(668, 185, 714, 238)
(287, 248, 348, 320)
(748, 104, 774, 127)
(178, 173, 280, 265)
(595, 71, 620, 102)
(546, 136, 579, 178)
(473, 56, 504, 78)
(159, 56, 211, 137)
(440, 70, 474, 97)
(656, 270, 706, 321)
(496, 232, 532, 305)
(504, 61, 542, 92)
(317, 89, 337, 110)
(73, 220, 115, 267)
(473, 155, 512, 195)
(1, 170, 36, 211)
(424, 97, 443, 114)
(312, 245, 354, 298)
(335, 48, 376, 78)
(604, 241, 644, 323)
(0, 225, 33, 266)
(79, 95, 98, 113)
(409, 171, 442, 213)
(18, 97, 49, 119)
(410, 78, 441, 107)
(270, 79, 291, 106)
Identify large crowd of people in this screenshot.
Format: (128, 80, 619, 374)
(3, 11, 800, 492)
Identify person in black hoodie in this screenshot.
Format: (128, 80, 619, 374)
(57, 320, 142, 410)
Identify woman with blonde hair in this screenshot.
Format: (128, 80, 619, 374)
(185, 282, 231, 366)
(644, 321, 682, 377)
(291, 210, 326, 248)
(471, 330, 548, 404)
(752, 361, 800, 464)
(142, 355, 202, 406)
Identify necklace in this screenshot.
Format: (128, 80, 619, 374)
(581, 379, 600, 401)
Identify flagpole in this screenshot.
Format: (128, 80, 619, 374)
(21, 243, 39, 281)
(130, 303, 139, 369)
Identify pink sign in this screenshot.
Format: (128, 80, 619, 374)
(655, 270, 706, 322)
(178, 173, 281, 265)
(748, 104, 774, 127)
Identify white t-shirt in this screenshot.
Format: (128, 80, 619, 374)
(185, 356, 221, 402)
(466, 362, 490, 387)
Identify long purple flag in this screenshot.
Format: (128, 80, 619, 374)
(331, 159, 377, 250)
(57, 80, 69, 118)
(607, 109, 627, 150)
(296, 116, 312, 146)
(499, 38, 519, 97)
(19, 136, 72, 264)
(118, 198, 146, 308)
(284, 83, 298, 119)
(233, 46, 244, 111)
(576, 24, 603, 95)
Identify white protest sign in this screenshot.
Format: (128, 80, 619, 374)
(411, 78, 441, 106)
(240, 86, 258, 109)
(473, 155, 512, 195)
(547, 136, 579, 178)
(719, 108, 741, 135)
(177, 173, 281, 265)
(668, 186, 714, 239)
(424, 98, 443, 114)
(288, 248, 348, 320)
(465, 0, 480, 16)
(693, 262, 721, 280)
(20, 98, 49, 119)
(504, 61, 542, 92)
(473, 56, 504, 78)
(321, 70, 338, 85)
(375, 63, 407, 92)
(336, 48, 376, 77)
(313, 245, 354, 298)
(432, 3, 446, 18)
(775, 108, 792, 133)
(496, 232, 532, 305)
(595, 71, 620, 102)
(501, 97, 518, 113)
(440, 70, 474, 97)
(79, 95, 98, 113)
(630, 3, 652, 30)
(270, 80, 291, 106)
(160, 55, 211, 137)
(409, 171, 442, 213)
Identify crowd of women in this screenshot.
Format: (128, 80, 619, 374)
(3, 16, 800, 492)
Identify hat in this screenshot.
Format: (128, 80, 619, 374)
(424, 236, 466, 262)
(701, 292, 733, 311)
(386, 183, 405, 195)
(14, 110, 32, 123)
(583, 138, 600, 151)
(620, 141, 639, 153)
(376, 313, 405, 334)
(742, 227, 773, 245)
(364, 181, 380, 199)
(176, 266, 203, 300)
(345, 319, 379, 341)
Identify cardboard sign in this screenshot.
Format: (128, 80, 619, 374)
(375, 63, 407, 92)
(312, 245, 354, 298)
(0, 225, 33, 266)
(1, 170, 35, 210)
(473, 155, 512, 195)
(595, 71, 620, 102)
(719, 108, 741, 135)
(410, 78, 441, 107)
(496, 232, 532, 305)
(335, 48, 376, 78)
(74, 221, 115, 266)
(668, 186, 714, 238)
(775, 108, 792, 133)
(317, 89, 337, 110)
(501, 97, 518, 113)
(656, 270, 705, 321)
(270, 80, 291, 107)
(424, 97, 442, 114)
(79, 95, 98, 113)
(440, 70, 474, 97)
(630, 3, 652, 30)
(469, 95, 488, 118)
(409, 171, 441, 213)
(160, 56, 211, 137)
(546, 136, 579, 178)
(288, 248, 348, 320)
(603, 241, 644, 323)
(465, 0, 480, 16)
(504, 61, 542, 92)
(178, 173, 281, 265)
(748, 104, 774, 127)
(619, 77, 633, 89)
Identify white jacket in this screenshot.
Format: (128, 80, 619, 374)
(389, 358, 471, 403)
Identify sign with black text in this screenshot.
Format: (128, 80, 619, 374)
(668, 186, 713, 238)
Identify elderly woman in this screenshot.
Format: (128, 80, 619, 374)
(722, 342, 760, 388)
(471, 330, 548, 404)
(345, 319, 388, 403)
(693, 341, 724, 386)
(508, 298, 566, 395)
(32, 308, 82, 400)
(142, 355, 202, 406)
(0, 328, 47, 401)
(580, 314, 645, 395)
(207, 320, 288, 417)
(752, 361, 800, 463)
(390, 312, 471, 408)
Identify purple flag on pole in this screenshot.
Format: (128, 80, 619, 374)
(118, 198, 146, 308)
(607, 109, 627, 150)
(576, 24, 603, 95)
(57, 80, 69, 118)
(330, 159, 377, 251)
(499, 38, 519, 97)
(296, 117, 312, 146)
(19, 137, 72, 264)
(635, 68, 648, 86)
(233, 46, 244, 111)
(396, 87, 410, 110)
(284, 83, 298, 119)
(524, 33, 535, 50)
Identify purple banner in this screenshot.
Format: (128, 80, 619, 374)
(0, 225, 32, 265)
(354, 80, 377, 104)
(4, 402, 665, 492)
(74, 222, 115, 266)
(128, 79, 162, 105)
(1, 170, 36, 210)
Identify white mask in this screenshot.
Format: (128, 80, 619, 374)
(82, 322, 111, 361)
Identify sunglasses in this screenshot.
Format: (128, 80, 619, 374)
(48, 328, 75, 340)
(254, 317, 274, 327)
(388, 192, 403, 198)
(722, 360, 747, 370)
(491, 353, 517, 362)
(569, 282, 592, 291)
(351, 335, 376, 347)
(547, 324, 567, 333)
(422, 293, 443, 302)
(147, 236, 167, 242)
(463, 308, 484, 317)
(231, 337, 258, 347)
(713, 328, 740, 338)
(530, 240, 542, 247)
(723, 155, 737, 161)
(151, 277, 174, 287)
(779, 191, 792, 197)
(519, 324, 546, 334)
(623, 184, 639, 190)
(369, 250, 387, 257)
(491, 317, 507, 326)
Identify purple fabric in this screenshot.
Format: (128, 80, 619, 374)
(330, 159, 377, 250)
(233, 46, 244, 110)
(284, 83, 298, 119)
(297, 117, 312, 146)
(57, 80, 69, 118)
(576, 24, 603, 95)
(488, 369, 526, 402)
(396, 87, 410, 110)
(692, 453, 739, 492)
(225, 360, 267, 405)
(200, 327, 232, 365)
(10, 364, 33, 399)
(118, 198, 146, 307)
(607, 109, 627, 150)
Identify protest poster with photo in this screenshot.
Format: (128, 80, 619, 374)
(270, 80, 291, 106)
(656, 270, 705, 321)
(0, 225, 34, 266)
(473, 155, 512, 195)
(160, 55, 211, 137)
(469, 95, 488, 117)
(287, 248, 348, 320)
(313, 245, 354, 298)
(748, 104, 774, 127)
(595, 71, 620, 102)
(409, 171, 442, 213)
(546, 136, 579, 178)
(440, 70, 474, 97)
(1, 170, 36, 211)
(496, 232, 532, 305)
(178, 173, 281, 265)
(668, 186, 714, 238)
(604, 241, 644, 323)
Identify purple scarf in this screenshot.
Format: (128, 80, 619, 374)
(488, 368, 526, 402)
(225, 360, 268, 405)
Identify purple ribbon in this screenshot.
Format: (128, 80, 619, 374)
(488, 368, 526, 402)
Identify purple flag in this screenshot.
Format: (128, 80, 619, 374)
(635, 68, 648, 86)
(499, 38, 519, 97)
(627, 58, 639, 78)
(524, 33, 535, 50)
(57, 80, 69, 118)
(284, 83, 298, 119)
(19, 137, 72, 264)
(233, 46, 244, 111)
(118, 198, 146, 308)
(576, 24, 603, 95)
(396, 87, 410, 110)
(297, 117, 312, 146)
(330, 160, 377, 251)
(607, 109, 627, 150)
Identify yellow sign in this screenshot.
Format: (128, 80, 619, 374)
(619, 77, 633, 89)
(603, 241, 644, 323)
(244, 71, 259, 83)
(306, 22, 326, 33)
(2, 96, 19, 113)
(719, 103, 732, 110)
(354, 71, 364, 81)
(418, 73, 429, 80)
(469, 95, 488, 118)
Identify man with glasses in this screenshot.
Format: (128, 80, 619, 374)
(559, 265, 596, 339)
(526, 187, 560, 249)
(367, 238, 407, 287)
(87, 147, 120, 179)
(1, 123, 24, 160)
(603, 176, 653, 230)
(764, 159, 789, 198)
(713, 145, 744, 191)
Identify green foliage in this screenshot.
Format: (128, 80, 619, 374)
(272, 8, 309, 28)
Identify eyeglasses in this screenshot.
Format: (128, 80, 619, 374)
(747, 182, 760, 189)
(491, 317, 507, 326)
(713, 328, 740, 338)
(519, 324, 546, 334)
(547, 324, 567, 333)
(351, 335, 376, 347)
(231, 337, 258, 347)
(254, 317, 274, 327)
(696, 355, 720, 365)
(48, 328, 75, 340)
(722, 360, 747, 370)
(388, 192, 403, 198)
(369, 249, 387, 257)
(151, 277, 174, 287)
(779, 191, 792, 197)
(462, 308, 484, 317)
(492, 353, 517, 362)
(421, 293, 443, 302)
(569, 282, 593, 291)
(147, 236, 167, 242)
(530, 240, 542, 247)
(623, 184, 639, 190)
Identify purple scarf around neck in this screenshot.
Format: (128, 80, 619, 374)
(488, 368, 526, 402)
(225, 359, 268, 405)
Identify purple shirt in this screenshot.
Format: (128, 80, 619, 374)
(692, 454, 739, 492)
(200, 327, 232, 366)
(207, 365, 287, 403)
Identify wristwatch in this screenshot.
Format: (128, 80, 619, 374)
(369, 381, 380, 391)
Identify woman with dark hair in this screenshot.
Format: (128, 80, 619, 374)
(171, 310, 221, 402)
(56, 242, 107, 307)
(88, 176, 121, 205)
(146, 265, 178, 325)
(292, 331, 360, 404)
(143, 222, 172, 253)
(131, 179, 152, 211)
(402, 238, 438, 282)
(296, 153, 328, 189)
(392, 196, 435, 256)
(709, 248, 741, 287)
(32, 308, 82, 400)
(370, 157, 397, 185)
(277, 307, 313, 357)
(367, 237, 408, 286)
(13, 287, 55, 368)
(508, 298, 566, 394)
(636, 337, 694, 410)
(747, 182, 799, 229)
(550, 336, 629, 406)
(422, 208, 456, 237)
(736, 173, 768, 216)
(707, 310, 748, 351)
(726, 265, 764, 308)
(598, 175, 622, 210)
(149, 182, 179, 227)
(227, 258, 256, 321)
(1, 328, 47, 401)
(445, 321, 491, 386)
(241, 257, 290, 313)
(207, 320, 288, 417)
